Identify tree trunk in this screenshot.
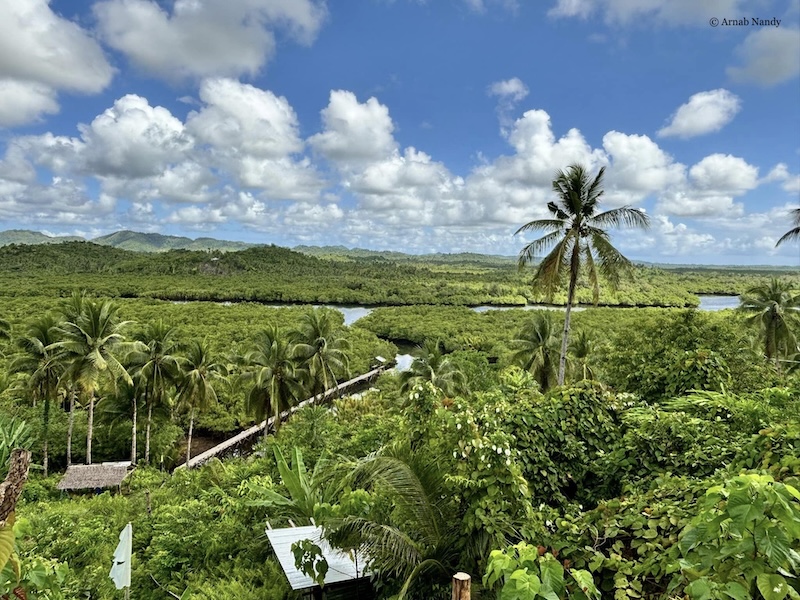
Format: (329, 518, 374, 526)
(145, 397, 153, 464)
(452, 572, 471, 600)
(42, 396, 50, 478)
(131, 392, 138, 464)
(86, 391, 94, 465)
(186, 408, 195, 469)
(66, 389, 75, 467)
(0, 449, 32, 522)
(558, 250, 580, 386)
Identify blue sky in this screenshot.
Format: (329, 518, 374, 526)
(0, 0, 798, 264)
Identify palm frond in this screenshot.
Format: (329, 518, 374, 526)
(591, 206, 650, 230)
(514, 219, 566, 236)
(517, 230, 564, 269)
(589, 230, 633, 290)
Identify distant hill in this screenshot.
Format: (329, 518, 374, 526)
(0, 229, 256, 253)
(294, 245, 517, 267)
(0, 230, 83, 246)
(92, 230, 256, 252)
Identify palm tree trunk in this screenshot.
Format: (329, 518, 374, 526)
(67, 389, 75, 467)
(186, 408, 195, 469)
(86, 391, 94, 465)
(42, 396, 50, 478)
(145, 398, 153, 464)
(558, 251, 580, 386)
(131, 393, 138, 464)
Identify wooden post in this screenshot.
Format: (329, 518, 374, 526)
(452, 572, 471, 600)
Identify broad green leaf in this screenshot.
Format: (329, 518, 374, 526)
(503, 570, 541, 600)
(570, 569, 600, 600)
(685, 578, 713, 600)
(722, 582, 749, 600)
(755, 525, 790, 567)
(0, 515, 16, 573)
(539, 555, 565, 600)
(727, 492, 764, 528)
(757, 574, 789, 600)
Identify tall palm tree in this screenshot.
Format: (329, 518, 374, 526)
(52, 298, 134, 465)
(242, 325, 308, 439)
(10, 314, 63, 476)
(292, 309, 351, 401)
(509, 312, 560, 392)
(175, 340, 224, 468)
(516, 164, 650, 385)
(57, 292, 86, 466)
(399, 339, 467, 397)
(776, 207, 800, 247)
(739, 278, 800, 374)
(128, 320, 181, 464)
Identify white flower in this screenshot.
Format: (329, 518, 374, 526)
(453, 451, 458, 458)
(505, 448, 511, 456)
(457, 423, 462, 430)
(506, 458, 511, 466)
(491, 445, 497, 452)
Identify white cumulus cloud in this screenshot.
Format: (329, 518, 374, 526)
(728, 27, 800, 86)
(658, 89, 741, 139)
(0, 80, 59, 128)
(0, 0, 114, 127)
(94, 0, 327, 81)
(310, 91, 398, 165)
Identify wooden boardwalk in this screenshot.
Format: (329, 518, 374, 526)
(176, 363, 393, 470)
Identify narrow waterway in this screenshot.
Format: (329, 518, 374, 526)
(329, 295, 740, 325)
(172, 296, 741, 326)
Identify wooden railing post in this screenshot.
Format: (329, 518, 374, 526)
(452, 572, 471, 600)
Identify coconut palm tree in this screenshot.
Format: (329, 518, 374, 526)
(292, 309, 351, 401)
(128, 320, 181, 464)
(175, 340, 224, 468)
(739, 278, 800, 374)
(516, 164, 650, 386)
(399, 340, 467, 398)
(56, 292, 86, 466)
(242, 325, 308, 439)
(509, 312, 560, 391)
(10, 314, 63, 476)
(775, 207, 800, 247)
(52, 298, 134, 465)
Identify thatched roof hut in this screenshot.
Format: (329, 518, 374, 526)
(57, 462, 133, 492)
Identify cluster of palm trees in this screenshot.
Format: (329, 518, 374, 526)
(5, 295, 351, 474)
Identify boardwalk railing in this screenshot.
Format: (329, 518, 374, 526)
(176, 363, 394, 470)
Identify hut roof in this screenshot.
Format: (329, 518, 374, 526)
(56, 462, 133, 491)
(265, 525, 369, 590)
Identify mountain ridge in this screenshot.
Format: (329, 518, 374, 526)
(0, 229, 796, 271)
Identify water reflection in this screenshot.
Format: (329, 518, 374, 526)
(393, 354, 414, 372)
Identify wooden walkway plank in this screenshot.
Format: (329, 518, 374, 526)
(176, 363, 392, 470)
